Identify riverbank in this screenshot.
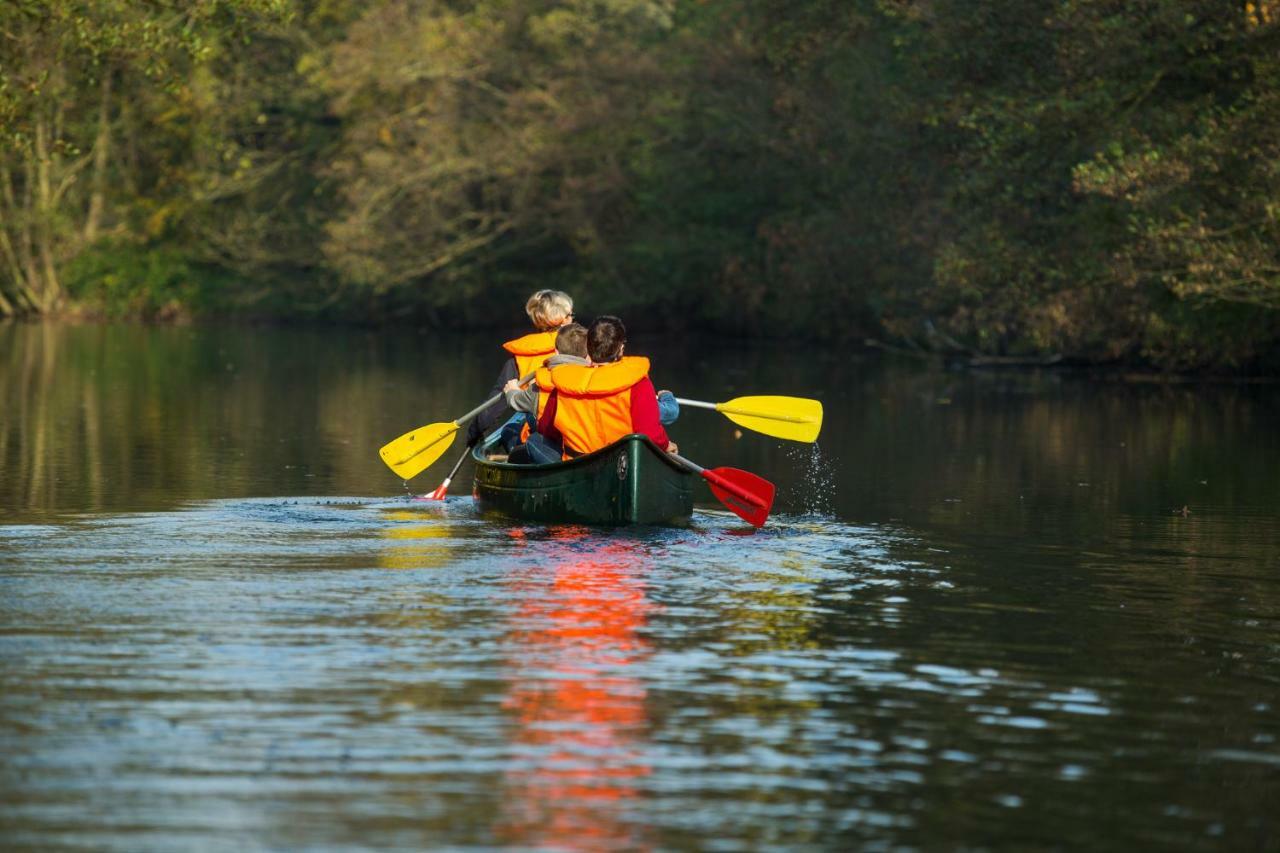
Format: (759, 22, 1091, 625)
(9, 309, 1280, 379)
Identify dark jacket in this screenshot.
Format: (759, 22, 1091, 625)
(466, 357, 520, 446)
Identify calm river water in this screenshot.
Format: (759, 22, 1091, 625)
(2, 323, 1278, 850)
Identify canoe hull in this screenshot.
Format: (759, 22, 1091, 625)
(472, 434, 693, 526)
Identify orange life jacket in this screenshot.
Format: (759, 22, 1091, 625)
(541, 357, 651, 456)
(532, 368, 557, 420)
(516, 382, 555, 445)
(502, 330, 559, 378)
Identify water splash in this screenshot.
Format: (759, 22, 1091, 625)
(785, 442, 837, 517)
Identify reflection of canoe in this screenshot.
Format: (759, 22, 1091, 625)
(472, 434, 693, 526)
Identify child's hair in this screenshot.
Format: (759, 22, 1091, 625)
(587, 315, 626, 363)
(554, 323, 588, 358)
(525, 289, 574, 330)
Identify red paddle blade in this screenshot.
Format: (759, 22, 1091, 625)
(427, 478, 452, 500)
(704, 467, 775, 528)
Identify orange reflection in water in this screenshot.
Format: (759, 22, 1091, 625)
(499, 526, 655, 851)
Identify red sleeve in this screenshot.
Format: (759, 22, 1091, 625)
(537, 391, 562, 443)
(629, 377, 669, 450)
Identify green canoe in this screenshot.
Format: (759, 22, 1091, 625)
(472, 433, 694, 526)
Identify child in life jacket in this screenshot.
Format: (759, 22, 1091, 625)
(527, 315, 678, 464)
(466, 289, 574, 448)
(503, 322, 679, 431)
(499, 322, 589, 455)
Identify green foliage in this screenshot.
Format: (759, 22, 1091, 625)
(0, 0, 295, 315)
(870, 0, 1280, 368)
(2, 0, 1279, 370)
(63, 241, 235, 318)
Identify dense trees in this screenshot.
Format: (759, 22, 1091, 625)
(0, 0, 292, 315)
(1, 0, 1277, 369)
(906, 0, 1280, 368)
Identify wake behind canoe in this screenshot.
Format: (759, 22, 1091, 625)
(472, 433, 693, 526)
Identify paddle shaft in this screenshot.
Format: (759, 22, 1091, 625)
(675, 398, 816, 425)
(436, 447, 469, 491)
(674, 399, 719, 411)
(669, 452, 766, 509)
(430, 372, 537, 489)
(456, 370, 538, 428)
(433, 397, 524, 494)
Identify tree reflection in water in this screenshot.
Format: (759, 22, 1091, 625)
(499, 526, 654, 851)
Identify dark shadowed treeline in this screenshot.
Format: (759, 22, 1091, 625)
(1, 0, 1278, 369)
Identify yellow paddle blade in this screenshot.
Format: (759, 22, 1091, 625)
(378, 421, 460, 480)
(717, 395, 824, 443)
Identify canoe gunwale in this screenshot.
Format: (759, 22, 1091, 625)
(472, 432, 688, 475)
(471, 433, 694, 526)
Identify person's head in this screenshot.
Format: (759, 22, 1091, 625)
(587, 315, 626, 363)
(554, 322, 588, 358)
(525, 289, 574, 330)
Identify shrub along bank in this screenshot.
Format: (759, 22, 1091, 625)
(3, 0, 1279, 370)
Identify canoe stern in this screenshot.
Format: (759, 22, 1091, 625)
(473, 434, 692, 526)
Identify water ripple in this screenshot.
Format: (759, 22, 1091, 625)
(3, 497, 1279, 849)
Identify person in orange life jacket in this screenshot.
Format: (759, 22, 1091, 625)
(465, 289, 575, 448)
(526, 315, 679, 465)
(499, 321, 681, 452)
(498, 323, 589, 456)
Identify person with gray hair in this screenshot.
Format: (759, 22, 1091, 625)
(466, 290, 575, 448)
